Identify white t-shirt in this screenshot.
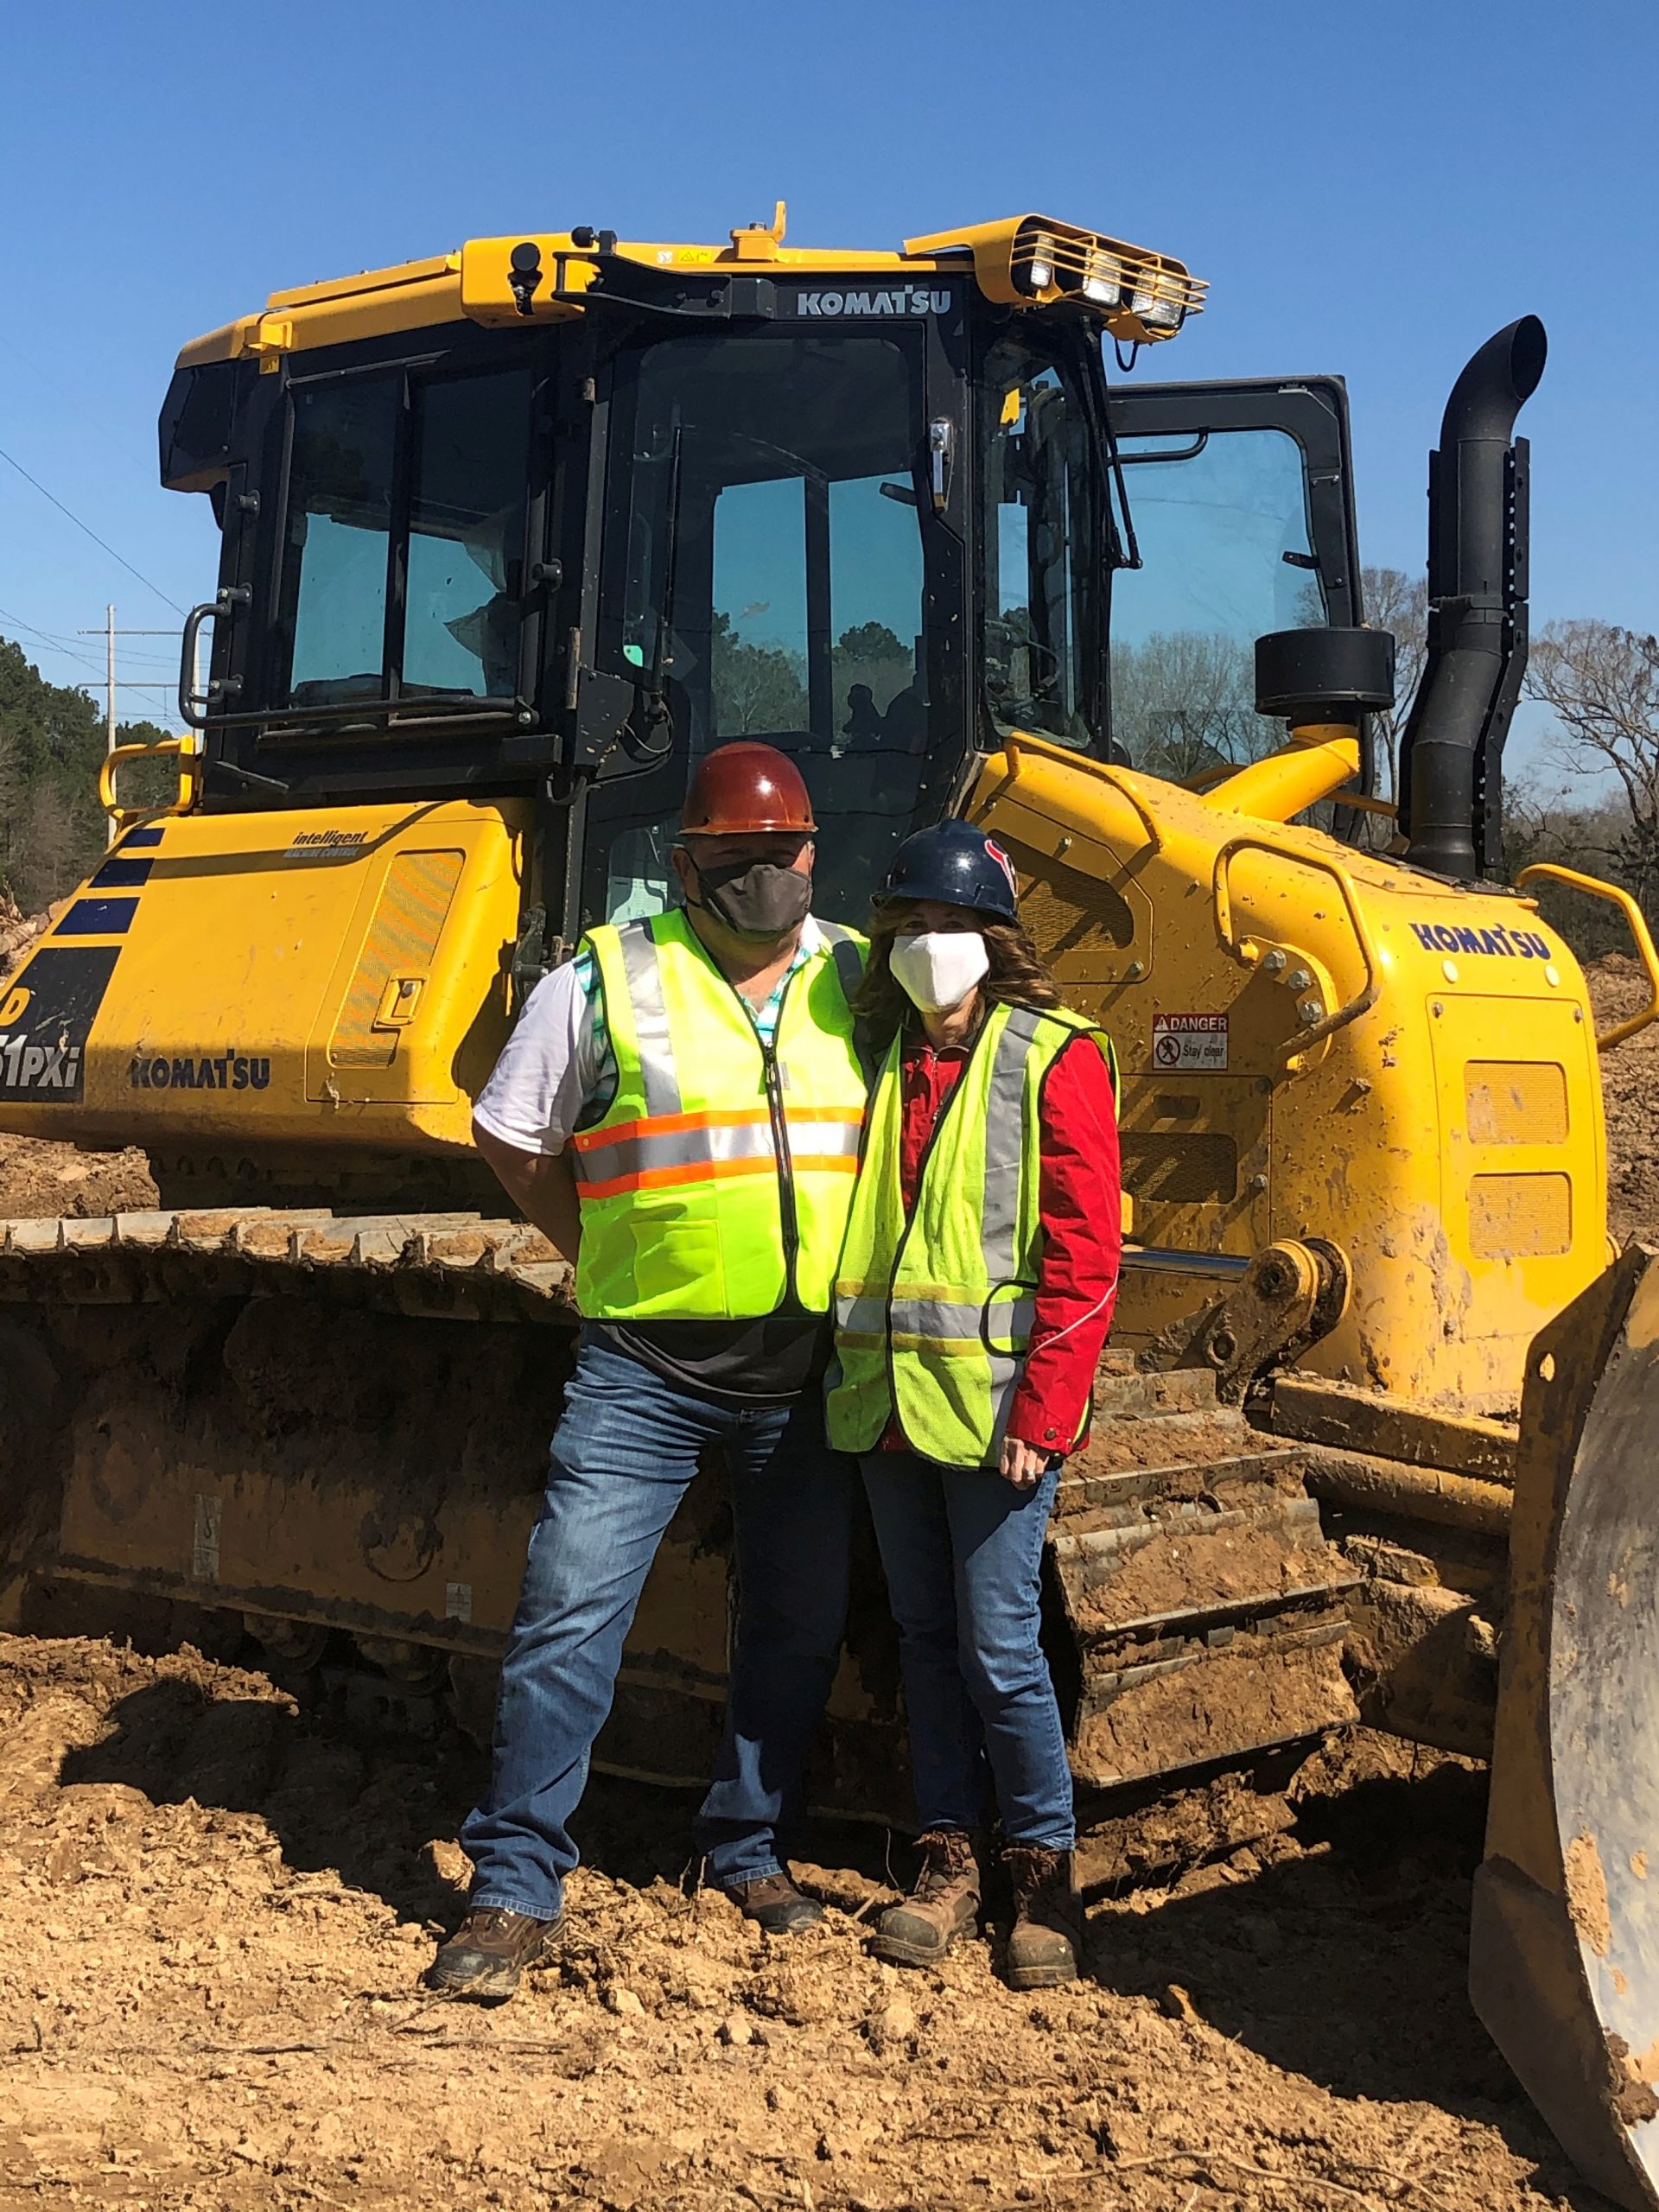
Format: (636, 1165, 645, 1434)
(472, 915, 828, 1158)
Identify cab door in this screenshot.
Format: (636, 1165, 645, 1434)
(1104, 375, 1365, 780)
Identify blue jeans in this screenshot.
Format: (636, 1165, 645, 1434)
(461, 1339, 855, 1919)
(860, 1452, 1074, 1851)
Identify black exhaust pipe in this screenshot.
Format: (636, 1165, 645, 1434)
(1398, 316, 1548, 880)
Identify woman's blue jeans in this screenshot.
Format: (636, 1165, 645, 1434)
(860, 1451, 1075, 1851)
(461, 1339, 855, 1921)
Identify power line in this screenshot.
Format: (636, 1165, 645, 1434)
(0, 602, 108, 678)
(0, 441, 185, 614)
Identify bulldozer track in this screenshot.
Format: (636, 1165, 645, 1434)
(0, 1206, 577, 1323)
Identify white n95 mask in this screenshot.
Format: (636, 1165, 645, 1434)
(889, 931, 990, 1014)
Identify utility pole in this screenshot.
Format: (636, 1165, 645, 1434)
(77, 610, 189, 845)
(105, 603, 117, 763)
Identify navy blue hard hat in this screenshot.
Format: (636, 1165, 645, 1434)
(875, 819, 1020, 920)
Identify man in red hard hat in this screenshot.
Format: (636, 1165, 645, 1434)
(435, 743, 869, 1999)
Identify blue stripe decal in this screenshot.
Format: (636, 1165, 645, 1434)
(90, 856, 153, 889)
(122, 827, 166, 849)
(55, 897, 139, 936)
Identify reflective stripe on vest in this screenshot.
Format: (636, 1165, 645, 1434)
(826, 1001, 1114, 1467)
(570, 909, 868, 1320)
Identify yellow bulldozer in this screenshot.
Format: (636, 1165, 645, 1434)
(3, 204, 1658, 2203)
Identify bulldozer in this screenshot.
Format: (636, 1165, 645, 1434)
(2, 204, 1658, 2202)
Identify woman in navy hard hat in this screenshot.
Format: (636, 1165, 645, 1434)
(826, 818, 1122, 1988)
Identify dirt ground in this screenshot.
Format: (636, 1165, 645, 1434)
(0, 1634, 1595, 2212)
(0, 901, 158, 1220)
(0, 919, 1648, 2209)
(1586, 954, 1659, 1244)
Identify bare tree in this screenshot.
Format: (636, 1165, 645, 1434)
(0, 732, 23, 892)
(1358, 566, 1428, 806)
(1111, 630, 1262, 780)
(1526, 621, 1659, 922)
(10, 781, 79, 914)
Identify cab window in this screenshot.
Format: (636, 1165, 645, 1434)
(1109, 427, 1323, 779)
(276, 365, 532, 709)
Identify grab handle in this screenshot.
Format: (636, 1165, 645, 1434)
(99, 734, 201, 829)
(1516, 863, 1659, 1052)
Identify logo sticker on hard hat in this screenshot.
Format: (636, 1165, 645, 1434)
(984, 837, 1018, 900)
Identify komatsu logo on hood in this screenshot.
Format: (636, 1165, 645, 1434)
(793, 285, 954, 318)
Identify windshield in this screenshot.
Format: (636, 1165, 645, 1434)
(978, 331, 1103, 749)
(1109, 426, 1325, 779)
(588, 328, 937, 925)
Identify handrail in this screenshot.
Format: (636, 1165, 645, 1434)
(1515, 862, 1659, 1052)
(1213, 835, 1382, 1060)
(99, 734, 202, 830)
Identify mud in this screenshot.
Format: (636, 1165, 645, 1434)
(1587, 953, 1659, 1246)
(1070, 1521, 1340, 1629)
(0, 1633, 1597, 2211)
(1076, 1637, 1357, 1788)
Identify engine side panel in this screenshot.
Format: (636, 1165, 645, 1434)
(0, 799, 530, 1156)
(969, 737, 1608, 1413)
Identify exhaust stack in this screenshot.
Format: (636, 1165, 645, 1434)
(1398, 316, 1548, 880)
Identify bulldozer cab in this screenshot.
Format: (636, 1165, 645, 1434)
(162, 252, 1371, 944)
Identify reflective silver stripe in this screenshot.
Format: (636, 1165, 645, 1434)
(836, 1292, 888, 1336)
(987, 1357, 1022, 1452)
(835, 1294, 1035, 1344)
(892, 1296, 1035, 1344)
(618, 922, 681, 1117)
(784, 1114, 862, 1158)
(573, 1118, 778, 1185)
(980, 1007, 1044, 1287)
(817, 919, 866, 1010)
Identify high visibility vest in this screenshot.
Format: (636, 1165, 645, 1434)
(826, 1002, 1116, 1469)
(569, 909, 868, 1321)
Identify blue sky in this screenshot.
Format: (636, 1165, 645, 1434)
(3, 0, 1654, 760)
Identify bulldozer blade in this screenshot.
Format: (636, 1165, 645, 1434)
(1471, 1242, 1659, 2211)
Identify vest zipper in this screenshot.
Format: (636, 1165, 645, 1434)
(696, 933, 806, 1313)
(762, 1031, 802, 1305)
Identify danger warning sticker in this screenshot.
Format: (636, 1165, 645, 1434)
(1153, 1014, 1229, 1072)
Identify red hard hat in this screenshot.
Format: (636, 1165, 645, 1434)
(681, 742, 817, 836)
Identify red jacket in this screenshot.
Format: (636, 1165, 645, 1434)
(889, 1021, 1122, 1452)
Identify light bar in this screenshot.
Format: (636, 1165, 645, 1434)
(904, 214, 1206, 343)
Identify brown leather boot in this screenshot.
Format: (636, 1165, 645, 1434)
(425, 1907, 565, 2001)
(1003, 1845, 1082, 1989)
(727, 1871, 824, 1936)
(872, 1827, 986, 1967)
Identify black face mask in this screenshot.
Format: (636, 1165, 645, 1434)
(689, 855, 813, 943)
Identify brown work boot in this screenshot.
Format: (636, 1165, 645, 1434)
(425, 1906, 564, 2001)
(726, 1870, 824, 1936)
(871, 1827, 986, 1967)
(1003, 1845, 1082, 1989)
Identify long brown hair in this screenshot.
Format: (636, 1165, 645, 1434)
(854, 899, 1064, 1055)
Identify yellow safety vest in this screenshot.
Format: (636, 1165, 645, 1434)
(826, 1002, 1116, 1468)
(569, 909, 868, 1320)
